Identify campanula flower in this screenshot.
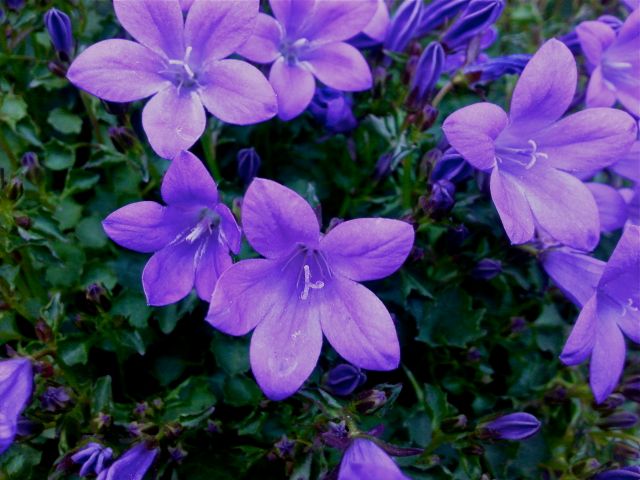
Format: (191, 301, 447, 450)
(44, 8, 73, 61)
(324, 364, 367, 396)
(348, 0, 389, 48)
(408, 41, 445, 107)
(71, 442, 113, 477)
(103, 151, 241, 306)
(40, 386, 72, 412)
(96, 442, 158, 480)
(206, 178, 414, 400)
(338, 438, 408, 479)
(576, 9, 640, 117)
(480, 412, 541, 440)
(543, 226, 640, 403)
(383, 0, 423, 53)
(67, 0, 277, 159)
(430, 148, 473, 184)
(308, 87, 357, 134)
(443, 40, 637, 250)
(613, 133, 640, 184)
(417, 0, 469, 37)
(441, 0, 505, 50)
(587, 183, 628, 233)
(237, 0, 377, 120)
(0, 357, 33, 455)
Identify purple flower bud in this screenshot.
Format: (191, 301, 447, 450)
(71, 442, 113, 477)
(321, 421, 350, 449)
(598, 412, 639, 430)
(355, 389, 387, 414)
(308, 87, 357, 134)
(86, 283, 109, 308)
(6, 177, 22, 201)
(595, 393, 626, 412)
(408, 42, 445, 107)
(441, 0, 505, 50)
(431, 148, 473, 183)
(96, 442, 158, 480)
(614, 443, 640, 461)
(417, 0, 469, 36)
(440, 414, 468, 433)
(168, 445, 188, 463)
(480, 412, 541, 441)
(384, 0, 423, 53)
(236, 148, 261, 185)
(424, 179, 456, 217)
(0, 358, 33, 455)
(44, 8, 73, 62)
(324, 364, 367, 396)
(133, 402, 149, 418)
(622, 375, 640, 403)
(471, 259, 502, 280)
(465, 54, 531, 85)
(594, 466, 640, 480)
(5, 0, 24, 11)
(444, 224, 470, 248)
(274, 436, 295, 458)
(40, 386, 72, 412)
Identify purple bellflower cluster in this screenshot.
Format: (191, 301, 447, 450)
(0, 357, 33, 454)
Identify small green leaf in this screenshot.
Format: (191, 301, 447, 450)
(92, 376, 113, 414)
(211, 334, 250, 375)
(0, 93, 27, 129)
(223, 375, 262, 407)
(59, 339, 89, 366)
(47, 108, 83, 135)
(75, 216, 108, 249)
(112, 292, 150, 329)
(43, 142, 75, 170)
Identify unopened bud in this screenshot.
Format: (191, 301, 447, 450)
(354, 389, 387, 414)
(44, 8, 74, 62)
(6, 177, 23, 200)
(440, 414, 468, 433)
(478, 412, 541, 441)
(471, 259, 502, 280)
(598, 412, 639, 430)
(236, 148, 261, 184)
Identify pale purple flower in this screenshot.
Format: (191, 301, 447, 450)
(481, 412, 541, 440)
(544, 226, 640, 403)
(103, 151, 240, 306)
(71, 442, 113, 477)
(0, 358, 32, 455)
(577, 9, 640, 117)
(587, 183, 629, 233)
(348, 0, 390, 48)
(622, 186, 640, 225)
(613, 133, 640, 184)
(67, 0, 277, 159)
(237, 0, 377, 120)
(443, 39, 637, 250)
(338, 438, 408, 480)
(96, 442, 158, 480)
(206, 178, 414, 400)
(308, 86, 357, 134)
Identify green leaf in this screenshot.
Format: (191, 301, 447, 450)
(112, 292, 150, 329)
(223, 375, 262, 407)
(92, 376, 113, 414)
(47, 108, 83, 135)
(43, 142, 75, 170)
(211, 334, 250, 375)
(59, 339, 89, 366)
(75, 216, 108, 249)
(164, 376, 217, 421)
(0, 444, 42, 478)
(0, 93, 27, 129)
(54, 198, 83, 230)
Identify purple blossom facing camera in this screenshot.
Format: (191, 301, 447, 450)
(544, 226, 640, 404)
(0, 357, 32, 455)
(577, 9, 640, 117)
(71, 442, 113, 477)
(206, 178, 414, 400)
(308, 87, 357, 134)
(481, 412, 541, 440)
(237, 0, 377, 120)
(67, 0, 277, 159)
(103, 151, 241, 306)
(96, 442, 158, 480)
(339, 438, 408, 480)
(443, 39, 637, 250)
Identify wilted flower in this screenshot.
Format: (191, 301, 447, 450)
(206, 179, 414, 399)
(237, 0, 377, 120)
(236, 147, 262, 185)
(308, 87, 357, 134)
(576, 9, 640, 117)
(103, 151, 241, 306)
(383, 0, 423, 53)
(44, 8, 73, 61)
(67, 0, 277, 159)
(96, 442, 158, 480)
(0, 357, 33, 455)
(441, 0, 505, 50)
(338, 438, 408, 479)
(324, 364, 367, 396)
(408, 41, 445, 107)
(480, 412, 541, 440)
(71, 442, 113, 477)
(443, 40, 637, 250)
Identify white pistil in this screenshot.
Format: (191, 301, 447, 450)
(300, 264, 324, 300)
(185, 221, 208, 243)
(524, 139, 547, 169)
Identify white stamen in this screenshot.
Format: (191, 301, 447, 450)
(300, 264, 324, 300)
(185, 222, 207, 243)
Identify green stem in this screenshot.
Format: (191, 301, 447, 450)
(201, 129, 222, 182)
(402, 364, 425, 405)
(0, 129, 18, 168)
(79, 92, 104, 143)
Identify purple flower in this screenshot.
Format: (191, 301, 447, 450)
(555, 226, 640, 403)
(441, 0, 505, 50)
(71, 442, 113, 477)
(613, 133, 640, 184)
(40, 386, 72, 412)
(96, 442, 158, 480)
(324, 363, 367, 396)
(383, 0, 423, 53)
(465, 53, 531, 85)
(577, 9, 640, 117)
(338, 438, 408, 479)
(481, 412, 541, 441)
(598, 411, 639, 430)
(348, 0, 390, 48)
(44, 8, 73, 61)
(237, 0, 377, 120)
(308, 87, 357, 134)
(206, 179, 414, 400)
(103, 151, 241, 306)
(430, 148, 473, 184)
(471, 258, 502, 280)
(0, 357, 32, 455)
(587, 183, 629, 233)
(443, 39, 637, 250)
(417, 0, 469, 37)
(595, 466, 640, 480)
(67, 0, 277, 159)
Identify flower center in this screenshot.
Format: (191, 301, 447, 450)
(495, 139, 548, 170)
(280, 38, 310, 65)
(161, 46, 199, 91)
(281, 245, 332, 301)
(185, 208, 220, 243)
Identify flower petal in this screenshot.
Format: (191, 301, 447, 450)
(269, 58, 316, 120)
(442, 102, 508, 171)
(587, 183, 628, 233)
(614, 76, 640, 118)
(576, 20, 616, 66)
(194, 236, 232, 302)
(242, 178, 320, 258)
(613, 140, 640, 183)
(339, 439, 408, 480)
(560, 295, 597, 366)
(585, 66, 617, 108)
(489, 168, 535, 245)
(184, 0, 259, 66)
(320, 277, 400, 370)
(590, 306, 626, 404)
(304, 42, 372, 91)
(269, 0, 315, 38)
(102, 202, 190, 253)
(161, 150, 218, 207)
(141, 88, 205, 159)
(113, 0, 184, 59)
(320, 218, 414, 282)
(535, 108, 638, 175)
(216, 203, 242, 254)
(67, 39, 168, 102)
(302, 0, 378, 44)
(142, 240, 199, 306)
(199, 59, 277, 125)
(361, 0, 389, 42)
(509, 39, 576, 133)
(0, 358, 32, 421)
(236, 13, 283, 63)
(598, 225, 640, 308)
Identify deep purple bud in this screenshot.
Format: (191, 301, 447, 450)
(441, 0, 505, 50)
(598, 412, 639, 430)
(424, 179, 456, 217)
(21, 151, 41, 183)
(321, 421, 350, 449)
(5, 0, 24, 11)
(308, 87, 357, 134)
(614, 443, 640, 461)
(86, 283, 109, 309)
(6, 178, 23, 200)
(544, 386, 568, 405)
(471, 259, 502, 280)
(71, 442, 113, 477)
(384, 0, 423, 53)
(133, 402, 149, 418)
(465, 54, 531, 85)
(324, 364, 367, 396)
(595, 393, 626, 412)
(97, 442, 159, 480)
(41, 386, 72, 412)
(431, 148, 473, 183)
(480, 413, 541, 441)
(236, 148, 261, 184)
(594, 466, 640, 480)
(168, 445, 188, 463)
(108, 126, 136, 153)
(408, 42, 445, 107)
(15, 417, 41, 438)
(44, 8, 73, 62)
(274, 436, 295, 458)
(444, 224, 470, 248)
(417, 0, 469, 36)
(355, 389, 387, 413)
(621, 375, 640, 403)
(374, 153, 394, 180)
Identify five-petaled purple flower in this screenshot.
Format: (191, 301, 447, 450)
(67, 0, 277, 159)
(443, 39, 637, 251)
(577, 8, 640, 117)
(0, 357, 33, 455)
(206, 178, 414, 400)
(338, 438, 408, 480)
(103, 151, 240, 306)
(542, 225, 640, 403)
(237, 0, 377, 120)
